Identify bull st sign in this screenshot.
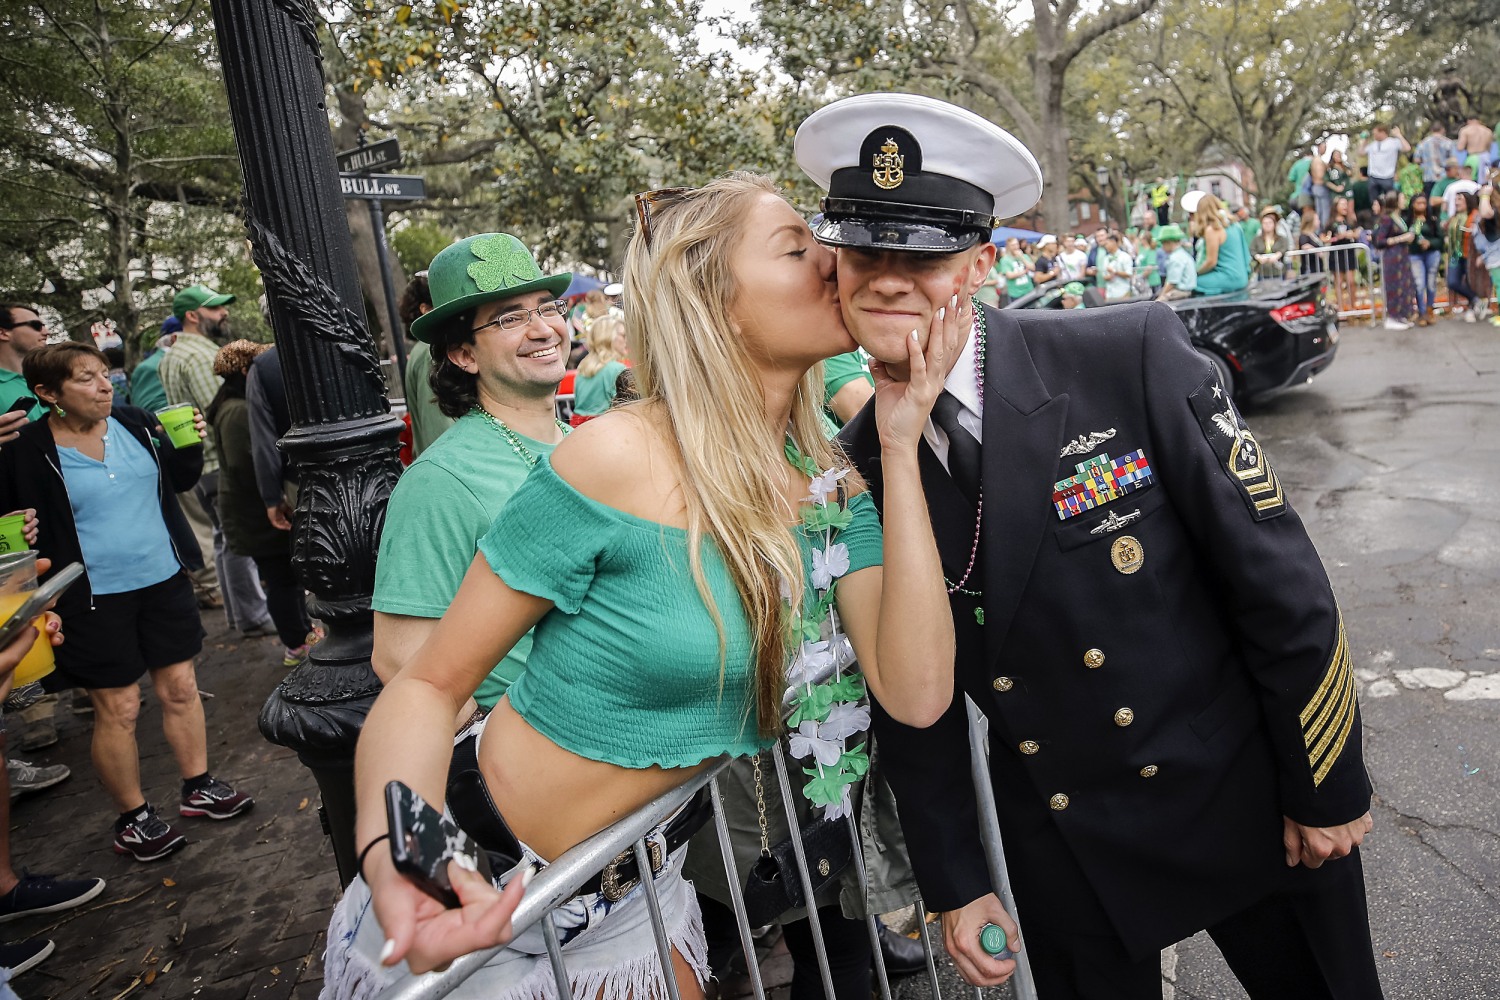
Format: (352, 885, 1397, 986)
(338, 172, 426, 202)
(335, 136, 401, 175)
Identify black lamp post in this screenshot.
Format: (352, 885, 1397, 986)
(206, 0, 402, 886)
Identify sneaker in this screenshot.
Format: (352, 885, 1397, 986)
(282, 643, 310, 668)
(0, 937, 54, 976)
(0, 873, 105, 923)
(7, 759, 69, 801)
(1464, 310, 1477, 323)
(241, 620, 278, 639)
(113, 806, 187, 862)
(1383, 317, 1412, 330)
(180, 777, 254, 820)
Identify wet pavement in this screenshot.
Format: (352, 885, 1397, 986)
(7, 316, 1497, 999)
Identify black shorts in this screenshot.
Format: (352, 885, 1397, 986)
(55, 573, 205, 689)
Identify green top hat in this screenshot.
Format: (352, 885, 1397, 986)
(172, 284, 236, 321)
(1155, 224, 1187, 243)
(409, 233, 572, 344)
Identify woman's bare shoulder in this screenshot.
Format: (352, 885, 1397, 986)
(550, 406, 684, 522)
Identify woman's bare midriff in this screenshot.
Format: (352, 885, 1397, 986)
(478, 696, 713, 861)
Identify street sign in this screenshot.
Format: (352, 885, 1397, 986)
(336, 137, 401, 175)
(338, 173, 426, 202)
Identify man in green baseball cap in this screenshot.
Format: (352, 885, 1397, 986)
(171, 285, 236, 324)
(374, 233, 572, 717)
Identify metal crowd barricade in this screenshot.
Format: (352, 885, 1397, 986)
(379, 679, 1038, 1000)
(1283, 241, 1378, 321)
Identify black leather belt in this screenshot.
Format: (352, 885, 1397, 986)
(446, 727, 714, 902)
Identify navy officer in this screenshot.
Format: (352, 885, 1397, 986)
(804, 93, 1382, 999)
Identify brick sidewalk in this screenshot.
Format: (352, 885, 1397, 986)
(7, 609, 337, 1000)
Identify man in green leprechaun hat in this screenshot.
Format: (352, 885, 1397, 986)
(372, 234, 572, 721)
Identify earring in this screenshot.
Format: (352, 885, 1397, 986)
(52, 404, 65, 418)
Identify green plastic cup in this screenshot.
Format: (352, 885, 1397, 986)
(155, 404, 200, 449)
(0, 514, 26, 554)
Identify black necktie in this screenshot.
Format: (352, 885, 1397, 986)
(932, 390, 981, 505)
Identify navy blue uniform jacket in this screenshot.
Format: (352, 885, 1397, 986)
(839, 301, 1372, 957)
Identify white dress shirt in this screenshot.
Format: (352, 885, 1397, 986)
(922, 316, 983, 472)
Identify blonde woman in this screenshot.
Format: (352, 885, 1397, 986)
(326, 173, 960, 998)
(569, 316, 629, 425)
(1186, 192, 1250, 296)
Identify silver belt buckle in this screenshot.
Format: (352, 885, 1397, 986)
(600, 836, 665, 903)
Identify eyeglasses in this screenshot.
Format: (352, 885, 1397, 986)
(472, 299, 568, 335)
(633, 187, 693, 248)
(3, 320, 44, 333)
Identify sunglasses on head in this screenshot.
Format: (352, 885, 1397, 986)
(633, 187, 694, 248)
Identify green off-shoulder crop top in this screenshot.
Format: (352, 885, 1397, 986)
(477, 455, 884, 769)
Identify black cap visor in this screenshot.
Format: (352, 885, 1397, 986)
(814, 198, 994, 253)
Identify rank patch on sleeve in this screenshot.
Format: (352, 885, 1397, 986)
(1052, 449, 1155, 520)
(1301, 611, 1355, 787)
(1188, 373, 1286, 521)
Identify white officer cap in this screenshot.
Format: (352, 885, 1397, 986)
(1181, 190, 1206, 214)
(795, 93, 1043, 253)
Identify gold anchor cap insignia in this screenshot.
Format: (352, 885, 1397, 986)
(872, 137, 905, 190)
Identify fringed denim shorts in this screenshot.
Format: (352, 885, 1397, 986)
(322, 817, 709, 1000)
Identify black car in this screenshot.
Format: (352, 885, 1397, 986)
(1006, 274, 1339, 400)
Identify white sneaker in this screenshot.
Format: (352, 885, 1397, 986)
(1463, 310, 1477, 323)
(1383, 317, 1412, 330)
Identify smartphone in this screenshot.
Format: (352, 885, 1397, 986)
(0, 563, 83, 649)
(385, 780, 491, 908)
(4, 397, 36, 415)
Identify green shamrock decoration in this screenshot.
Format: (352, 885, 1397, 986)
(828, 675, 866, 702)
(801, 503, 854, 533)
(467, 235, 529, 292)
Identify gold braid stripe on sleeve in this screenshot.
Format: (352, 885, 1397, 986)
(1300, 612, 1355, 787)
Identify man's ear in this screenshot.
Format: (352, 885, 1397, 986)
(965, 243, 998, 295)
(447, 341, 478, 374)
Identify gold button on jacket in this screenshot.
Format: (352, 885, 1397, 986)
(1139, 765, 1159, 778)
(1049, 793, 1070, 811)
(1114, 707, 1135, 727)
(993, 676, 1014, 692)
(1084, 648, 1105, 669)
(1019, 740, 1040, 755)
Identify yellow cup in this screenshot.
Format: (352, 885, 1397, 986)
(0, 592, 53, 685)
(0, 552, 51, 685)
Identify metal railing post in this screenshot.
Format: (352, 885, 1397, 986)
(965, 696, 1039, 1000)
(709, 778, 768, 998)
(770, 742, 839, 1000)
(634, 836, 685, 1000)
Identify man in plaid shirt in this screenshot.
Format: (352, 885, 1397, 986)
(158, 285, 272, 639)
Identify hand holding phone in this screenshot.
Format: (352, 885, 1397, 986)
(385, 780, 492, 909)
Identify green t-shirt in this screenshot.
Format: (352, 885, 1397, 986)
(372, 410, 561, 708)
(404, 341, 455, 459)
(820, 351, 873, 431)
(0, 367, 44, 421)
(1001, 254, 1035, 298)
(572, 359, 627, 416)
(974, 262, 1004, 307)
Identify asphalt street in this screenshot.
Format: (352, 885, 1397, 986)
(1164, 317, 1500, 999)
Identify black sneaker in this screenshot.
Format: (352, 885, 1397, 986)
(0, 937, 54, 976)
(180, 777, 254, 820)
(0, 873, 105, 923)
(113, 807, 186, 862)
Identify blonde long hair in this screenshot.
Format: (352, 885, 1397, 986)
(577, 317, 625, 378)
(623, 171, 854, 737)
(1190, 193, 1228, 238)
